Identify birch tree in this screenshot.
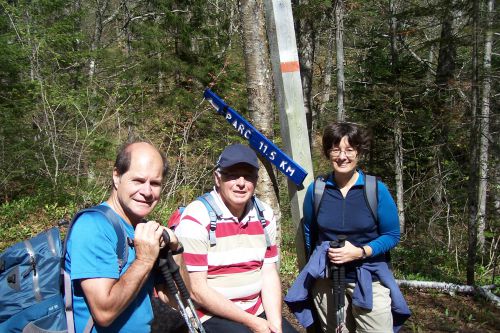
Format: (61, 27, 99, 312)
(334, 0, 345, 121)
(467, 0, 494, 285)
(238, 0, 281, 224)
(477, 0, 494, 254)
(389, 0, 405, 233)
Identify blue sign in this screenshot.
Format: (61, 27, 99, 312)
(204, 89, 308, 186)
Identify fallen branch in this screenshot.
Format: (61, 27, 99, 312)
(397, 280, 500, 308)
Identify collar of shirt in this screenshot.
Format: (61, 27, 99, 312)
(326, 169, 365, 187)
(210, 187, 257, 225)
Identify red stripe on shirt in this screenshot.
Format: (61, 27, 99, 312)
(182, 214, 203, 226)
(214, 220, 268, 238)
(230, 291, 261, 302)
(208, 261, 262, 275)
(183, 252, 208, 266)
(244, 296, 263, 315)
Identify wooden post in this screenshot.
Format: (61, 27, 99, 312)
(264, 0, 314, 268)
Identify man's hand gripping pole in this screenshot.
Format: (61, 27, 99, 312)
(158, 231, 206, 333)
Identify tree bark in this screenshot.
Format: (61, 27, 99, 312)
(295, 0, 315, 144)
(239, 0, 281, 234)
(431, 0, 456, 252)
(396, 280, 500, 307)
(316, 7, 334, 135)
(467, 0, 481, 286)
(390, 0, 405, 233)
(334, 0, 345, 121)
(476, 0, 494, 254)
(394, 100, 405, 233)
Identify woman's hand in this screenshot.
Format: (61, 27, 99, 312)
(327, 240, 365, 264)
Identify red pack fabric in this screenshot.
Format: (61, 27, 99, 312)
(166, 208, 184, 229)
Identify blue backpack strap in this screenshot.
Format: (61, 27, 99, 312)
(252, 196, 271, 248)
(363, 174, 379, 224)
(197, 194, 223, 247)
(62, 205, 129, 333)
(63, 205, 129, 271)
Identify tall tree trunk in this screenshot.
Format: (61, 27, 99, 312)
(296, 0, 315, 144)
(334, 0, 345, 121)
(89, 0, 108, 82)
(477, 0, 494, 254)
(316, 7, 334, 134)
(431, 0, 456, 236)
(390, 0, 405, 232)
(394, 100, 405, 233)
(239, 0, 281, 235)
(467, 0, 481, 285)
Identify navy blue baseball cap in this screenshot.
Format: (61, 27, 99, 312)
(216, 144, 259, 170)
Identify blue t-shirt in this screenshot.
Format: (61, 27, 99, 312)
(65, 203, 154, 332)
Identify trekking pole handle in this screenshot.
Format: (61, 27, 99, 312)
(162, 229, 171, 246)
(161, 232, 205, 333)
(162, 230, 193, 299)
(337, 235, 347, 247)
(336, 235, 347, 309)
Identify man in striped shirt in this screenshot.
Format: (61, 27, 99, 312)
(174, 144, 297, 333)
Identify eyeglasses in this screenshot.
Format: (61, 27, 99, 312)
(329, 148, 357, 159)
(218, 171, 258, 183)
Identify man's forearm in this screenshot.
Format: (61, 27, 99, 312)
(261, 263, 283, 330)
(82, 258, 154, 326)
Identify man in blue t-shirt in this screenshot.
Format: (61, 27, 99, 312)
(65, 141, 186, 332)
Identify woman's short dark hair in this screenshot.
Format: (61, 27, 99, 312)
(322, 122, 370, 158)
(114, 140, 169, 178)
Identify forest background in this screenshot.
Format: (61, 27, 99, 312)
(0, 0, 499, 331)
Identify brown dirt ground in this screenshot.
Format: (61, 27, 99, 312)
(281, 286, 500, 333)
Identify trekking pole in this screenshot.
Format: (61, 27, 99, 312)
(329, 235, 347, 333)
(337, 235, 347, 328)
(158, 231, 206, 333)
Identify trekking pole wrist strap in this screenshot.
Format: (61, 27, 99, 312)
(171, 242, 184, 255)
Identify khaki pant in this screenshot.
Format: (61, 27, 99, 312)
(312, 279, 393, 333)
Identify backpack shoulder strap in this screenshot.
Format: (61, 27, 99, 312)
(313, 175, 327, 218)
(306, 174, 328, 259)
(63, 205, 129, 271)
(62, 205, 129, 333)
(363, 174, 379, 224)
(197, 193, 223, 247)
(252, 196, 272, 248)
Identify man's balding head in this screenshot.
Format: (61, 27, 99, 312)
(114, 141, 169, 179)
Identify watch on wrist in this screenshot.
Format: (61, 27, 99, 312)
(359, 246, 367, 259)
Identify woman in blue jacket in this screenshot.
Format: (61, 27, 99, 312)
(301, 122, 408, 333)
